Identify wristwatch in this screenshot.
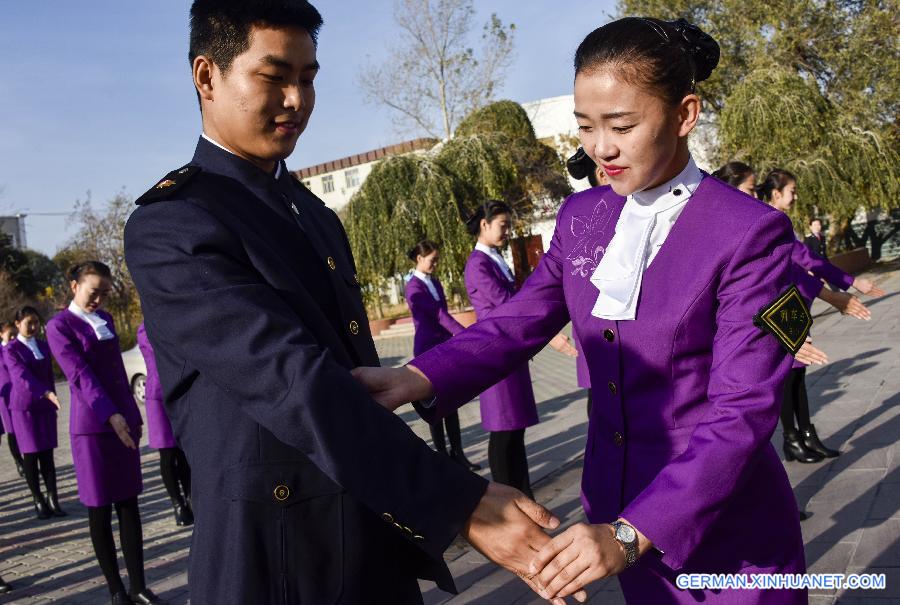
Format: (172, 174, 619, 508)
(611, 521, 638, 568)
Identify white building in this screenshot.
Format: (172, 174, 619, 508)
(292, 138, 437, 213)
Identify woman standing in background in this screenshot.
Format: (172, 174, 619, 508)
(0, 321, 25, 478)
(5, 306, 64, 519)
(137, 323, 194, 525)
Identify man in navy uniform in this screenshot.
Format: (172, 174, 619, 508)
(803, 218, 828, 258)
(124, 2, 560, 603)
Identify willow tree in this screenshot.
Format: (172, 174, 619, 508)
(345, 100, 571, 314)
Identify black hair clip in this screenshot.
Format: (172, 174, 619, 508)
(566, 147, 597, 180)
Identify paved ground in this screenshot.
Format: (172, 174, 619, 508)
(0, 261, 897, 604)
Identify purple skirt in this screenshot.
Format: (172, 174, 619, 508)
(145, 398, 177, 449)
(0, 398, 14, 434)
(71, 431, 143, 507)
(11, 409, 58, 453)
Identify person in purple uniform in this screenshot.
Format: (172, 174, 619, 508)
(354, 17, 813, 604)
(405, 240, 480, 471)
(136, 323, 193, 526)
(462, 201, 577, 499)
(5, 307, 64, 519)
(756, 168, 886, 462)
(0, 321, 25, 478)
(47, 261, 165, 605)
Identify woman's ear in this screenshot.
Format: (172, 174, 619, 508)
(677, 94, 701, 138)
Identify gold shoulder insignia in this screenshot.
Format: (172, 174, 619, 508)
(753, 285, 813, 354)
(135, 164, 201, 206)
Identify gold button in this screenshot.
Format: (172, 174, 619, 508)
(349, 320, 359, 335)
(382, 513, 394, 523)
(327, 257, 336, 270)
(603, 329, 615, 342)
(353, 273, 359, 284)
(608, 381, 617, 395)
(614, 432, 624, 446)
(274, 485, 290, 501)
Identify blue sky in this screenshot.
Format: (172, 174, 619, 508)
(0, 1, 617, 256)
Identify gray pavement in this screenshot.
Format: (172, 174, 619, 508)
(0, 261, 897, 604)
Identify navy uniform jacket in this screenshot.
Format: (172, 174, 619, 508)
(124, 137, 487, 604)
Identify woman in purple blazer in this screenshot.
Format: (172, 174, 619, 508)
(0, 321, 25, 478)
(355, 18, 810, 604)
(136, 322, 193, 526)
(5, 306, 63, 519)
(47, 261, 165, 605)
(405, 240, 480, 471)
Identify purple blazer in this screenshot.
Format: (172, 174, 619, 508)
(136, 323, 177, 449)
(46, 309, 142, 436)
(791, 238, 853, 290)
(4, 339, 55, 412)
(0, 345, 14, 433)
(465, 250, 538, 432)
(405, 275, 464, 356)
(412, 180, 805, 600)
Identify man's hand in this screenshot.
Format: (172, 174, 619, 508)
(795, 339, 828, 366)
(462, 483, 586, 603)
(852, 277, 886, 298)
(549, 334, 578, 358)
(109, 413, 137, 450)
(350, 365, 433, 412)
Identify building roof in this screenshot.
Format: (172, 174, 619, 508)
(292, 137, 438, 179)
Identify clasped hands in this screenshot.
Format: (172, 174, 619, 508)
(350, 365, 641, 603)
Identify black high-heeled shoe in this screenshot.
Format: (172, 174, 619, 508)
(801, 425, 840, 458)
(130, 587, 169, 605)
(47, 490, 67, 517)
(110, 590, 132, 605)
(450, 450, 482, 471)
(783, 430, 823, 463)
(172, 497, 193, 527)
(33, 495, 52, 520)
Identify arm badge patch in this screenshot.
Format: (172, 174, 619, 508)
(753, 285, 813, 355)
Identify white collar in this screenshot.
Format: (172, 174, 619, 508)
(413, 270, 441, 300)
(413, 270, 432, 282)
(474, 242, 499, 257)
(589, 156, 703, 321)
(16, 334, 43, 360)
(475, 242, 515, 282)
(202, 132, 283, 179)
(68, 301, 115, 340)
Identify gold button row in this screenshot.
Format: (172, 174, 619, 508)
(382, 513, 424, 541)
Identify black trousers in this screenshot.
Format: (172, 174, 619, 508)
(780, 367, 812, 433)
(488, 429, 532, 498)
(88, 497, 146, 595)
(158, 447, 191, 503)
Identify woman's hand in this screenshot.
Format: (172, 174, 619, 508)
(45, 392, 61, 410)
(109, 413, 137, 450)
(795, 339, 828, 366)
(350, 365, 434, 412)
(819, 289, 871, 320)
(852, 277, 886, 298)
(528, 523, 627, 603)
(549, 333, 578, 358)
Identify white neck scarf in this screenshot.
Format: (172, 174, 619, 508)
(413, 271, 441, 301)
(475, 242, 515, 282)
(590, 157, 703, 321)
(17, 334, 44, 360)
(68, 301, 115, 341)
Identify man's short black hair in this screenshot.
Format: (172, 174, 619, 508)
(189, 0, 323, 73)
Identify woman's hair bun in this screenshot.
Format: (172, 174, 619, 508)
(669, 18, 720, 83)
(566, 148, 596, 180)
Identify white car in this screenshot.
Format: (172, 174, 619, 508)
(121, 345, 148, 405)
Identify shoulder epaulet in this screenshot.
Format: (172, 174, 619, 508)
(753, 285, 813, 354)
(135, 164, 201, 206)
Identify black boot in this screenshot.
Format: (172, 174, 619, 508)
(801, 425, 840, 458)
(783, 430, 823, 463)
(0, 575, 12, 594)
(110, 591, 132, 605)
(130, 587, 169, 604)
(47, 489, 67, 517)
(450, 449, 482, 471)
(799, 510, 811, 521)
(33, 494, 52, 520)
(172, 497, 192, 527)
(14, 457, 24, 478)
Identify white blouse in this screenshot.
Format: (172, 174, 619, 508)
(68, 301, 115, 341)
(17, 334, 44, 360)
(590, 156, 703, 321)
(413, 271, 441, 301)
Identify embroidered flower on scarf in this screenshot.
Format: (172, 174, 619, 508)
(566, 200, 612, 277)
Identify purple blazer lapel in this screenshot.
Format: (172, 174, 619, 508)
(473, 249, 514, 293)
